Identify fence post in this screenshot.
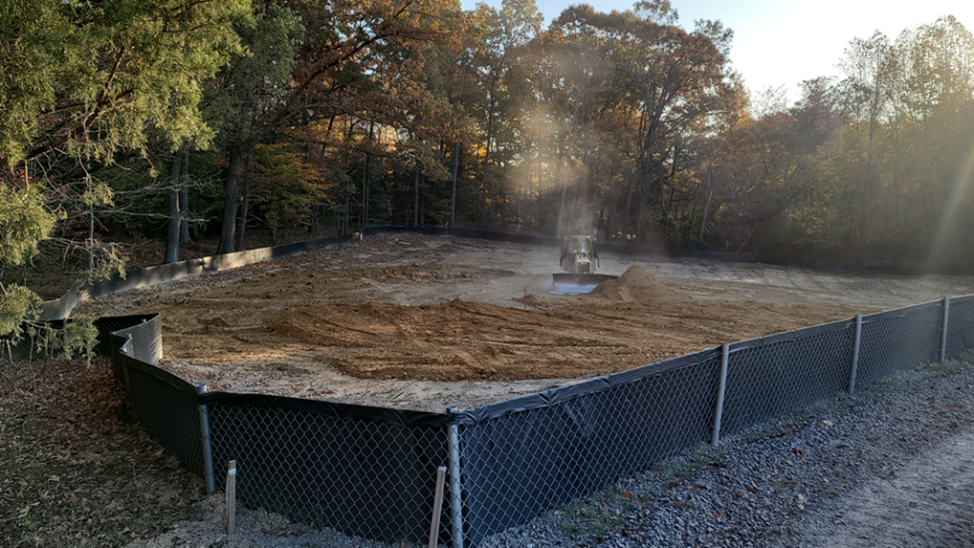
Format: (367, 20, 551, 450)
(711, 343, 729, 446)
(445, 407, 464, 548)
(197, 384, 216, 494)
(940, 296, 951, 363)
(849, 314, 862, 394)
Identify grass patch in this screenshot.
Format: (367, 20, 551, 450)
(860, 376, 908, 397)
(553, 499, 625, 537)
(656, 444, 721, 483)
(926, 360, 973, 375)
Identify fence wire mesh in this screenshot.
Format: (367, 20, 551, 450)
(946, 296, 974, 359)
(206, 400, 450, 546)
(855, 302, 944, 390)
(720, 320, 855, 437)
(124, 358, 206, 479)
(457, 350, 722, 547)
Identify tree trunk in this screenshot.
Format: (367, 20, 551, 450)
(635, 112, 659, 242)
(413, 163, 420, 227)
(621, 172, 635, 240)
(217, 141, 244, 254)
(164, 151, 184, 264)
(343, 186, 350, 235)
(557, 103, 581, 239)
(450, 141, 460, 227)
(361, 155, 369, 228)
(482, 98, 496, 223)
(235, 162, 250, 251)
(699, 144, 715, 243)
(636, 169, 652, 243)
(178, 150, 192, 245)
(579, 156, 590, 232)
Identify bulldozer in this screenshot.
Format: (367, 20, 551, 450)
(551, 235, 618, 295)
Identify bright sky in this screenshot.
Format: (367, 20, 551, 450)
(459, 0, 974, 105)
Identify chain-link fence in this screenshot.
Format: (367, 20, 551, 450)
(447, 295, 974, 547)
(203, 394, 451, 544)
(17, 293, 968, 548)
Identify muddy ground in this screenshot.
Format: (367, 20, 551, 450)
(75, 233, 974, 411)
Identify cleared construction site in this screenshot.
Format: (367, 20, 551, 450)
(76, 231, 974, 411)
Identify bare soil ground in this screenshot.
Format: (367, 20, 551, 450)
(75, 233, 974, 412)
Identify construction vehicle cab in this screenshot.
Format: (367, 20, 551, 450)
(560, 235, 599, 274)
(552, 235, 617, 295)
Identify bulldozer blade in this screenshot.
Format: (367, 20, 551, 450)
(551, 273, 618, 295)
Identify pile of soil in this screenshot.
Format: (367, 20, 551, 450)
(587, 265, 686, 303)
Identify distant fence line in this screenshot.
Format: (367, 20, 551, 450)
(5, 228, 974, 547)
(34, 226, 969, 323)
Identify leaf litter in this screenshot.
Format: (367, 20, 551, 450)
(0, 356, 203, 547)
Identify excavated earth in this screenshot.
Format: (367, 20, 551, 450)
(75, 233, 974, 412)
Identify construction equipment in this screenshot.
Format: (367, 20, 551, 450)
(551, 235, 618, 295)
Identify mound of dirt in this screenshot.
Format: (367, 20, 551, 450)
(587, 266, 685, 303)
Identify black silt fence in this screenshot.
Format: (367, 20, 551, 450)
(855, 302, 944, 390)
(719, 319, 856, 437)
(58, 294, 974, 548)
(203, 394, 451, 545)
(454, 347, 722, 547)
(122, 354, 206, 479)
(946, 296, 974, 359)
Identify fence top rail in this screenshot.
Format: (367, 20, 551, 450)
(453, 345, 723, 426)
(120, 349, 199, 396)
(728, 317, 855, 355)
(199, 391, 451, 428)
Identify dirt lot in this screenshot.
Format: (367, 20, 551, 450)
(75, 233, 974, 411)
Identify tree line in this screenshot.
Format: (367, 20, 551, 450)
(2, 0, 974, 336)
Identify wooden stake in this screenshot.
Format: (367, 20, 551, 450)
(226, 460, 237, 536)
(428, 466, 447, 548)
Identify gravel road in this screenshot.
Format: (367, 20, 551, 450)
(126, 354, 974, 548)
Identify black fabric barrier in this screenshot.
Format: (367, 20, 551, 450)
(94, 314, 161, 361)
(946, 296, 974, 359)
(33, 225, 972, 325)
(122, 351, 206, 478)
(83, 232, 363, 302)
(455, 346, 723, 425)
(361, 226, 970, 276)
(855, 301, 944, 390)
(720, 319, 856, 437)
(201, 392, 451, 429)
(206, 397, 448, 544)
(36, 233, 363, 321)
(98, 312, 455, 545)
(457, 347, 723, 546)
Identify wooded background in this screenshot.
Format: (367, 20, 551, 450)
(2, 0, 974, 314)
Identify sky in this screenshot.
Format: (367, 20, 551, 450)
(458, 0, 973, 104)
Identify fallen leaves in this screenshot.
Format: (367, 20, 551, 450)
(0, 356, 203, 547)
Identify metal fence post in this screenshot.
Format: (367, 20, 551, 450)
(445, 407, 464, 548)
(849, 314, 862, 394)
(711, 343, 729, 446)
(940, 296, 951, 363)
(197, 384, 216, 494)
